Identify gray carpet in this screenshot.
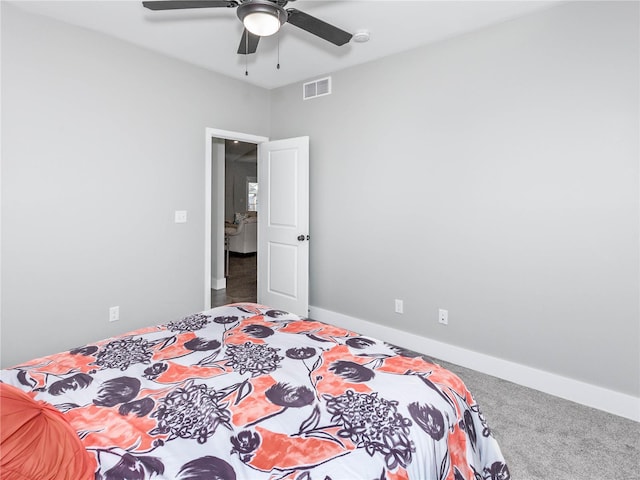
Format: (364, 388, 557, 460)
(436, 359, 640, 479)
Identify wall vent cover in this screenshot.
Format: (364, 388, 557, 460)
(303, 77, 331, 100)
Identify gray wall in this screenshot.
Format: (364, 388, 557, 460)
(1, 4, 270, 366)
(2, 1, 638, 400)
(270, 1, 639, 397)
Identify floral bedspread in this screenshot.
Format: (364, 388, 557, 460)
(1, 303, 509, 480)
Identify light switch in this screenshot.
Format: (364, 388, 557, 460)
(174, 210, 188, 223)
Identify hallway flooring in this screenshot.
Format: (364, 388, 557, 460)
(211, 253, 257, 307)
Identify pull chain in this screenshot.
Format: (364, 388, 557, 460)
(245, 30, 249, 76)
(276, 10, 281, 70)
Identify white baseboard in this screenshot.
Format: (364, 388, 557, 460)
(309, 306, 640, 423)
(211, 277, 226, 291)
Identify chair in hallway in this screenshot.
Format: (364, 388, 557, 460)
(224, 221, 244, 277)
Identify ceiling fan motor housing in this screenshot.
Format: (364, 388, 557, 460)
(237, 0, 288, 35)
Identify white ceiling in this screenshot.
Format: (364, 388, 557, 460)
(9, 0, 561, 90)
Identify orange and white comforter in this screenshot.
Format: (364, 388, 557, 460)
(1, 303, 509, 480)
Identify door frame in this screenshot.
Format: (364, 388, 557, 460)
(204, 127, 268, 310)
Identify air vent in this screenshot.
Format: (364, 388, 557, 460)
(303, 76, 332, 100)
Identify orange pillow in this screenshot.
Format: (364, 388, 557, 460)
(0, 383, 95, 480)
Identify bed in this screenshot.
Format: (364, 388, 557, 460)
(0, 303, 509, 480)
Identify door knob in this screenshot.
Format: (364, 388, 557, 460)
(297, 235, 305, 241)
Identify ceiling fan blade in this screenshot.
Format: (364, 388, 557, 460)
(142, 1, 237, 11)
(285, 8, 352, 46)
(237, 29, 260, 54)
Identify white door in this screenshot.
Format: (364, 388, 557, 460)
(257, 136, 309, 317)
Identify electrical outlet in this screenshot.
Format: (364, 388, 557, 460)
(438, 308, 448, 325)
(109, 306, 120, 322)
(395, 299, 404, 314)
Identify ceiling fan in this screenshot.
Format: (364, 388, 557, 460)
(142, 0, 353, 55)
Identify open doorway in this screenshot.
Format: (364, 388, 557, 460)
(204, 129, 310, 316)
(204, 128, 268, 311)
(211, 140, 258, 307)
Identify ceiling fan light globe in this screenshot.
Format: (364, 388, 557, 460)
(244, 12, 281, 36)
